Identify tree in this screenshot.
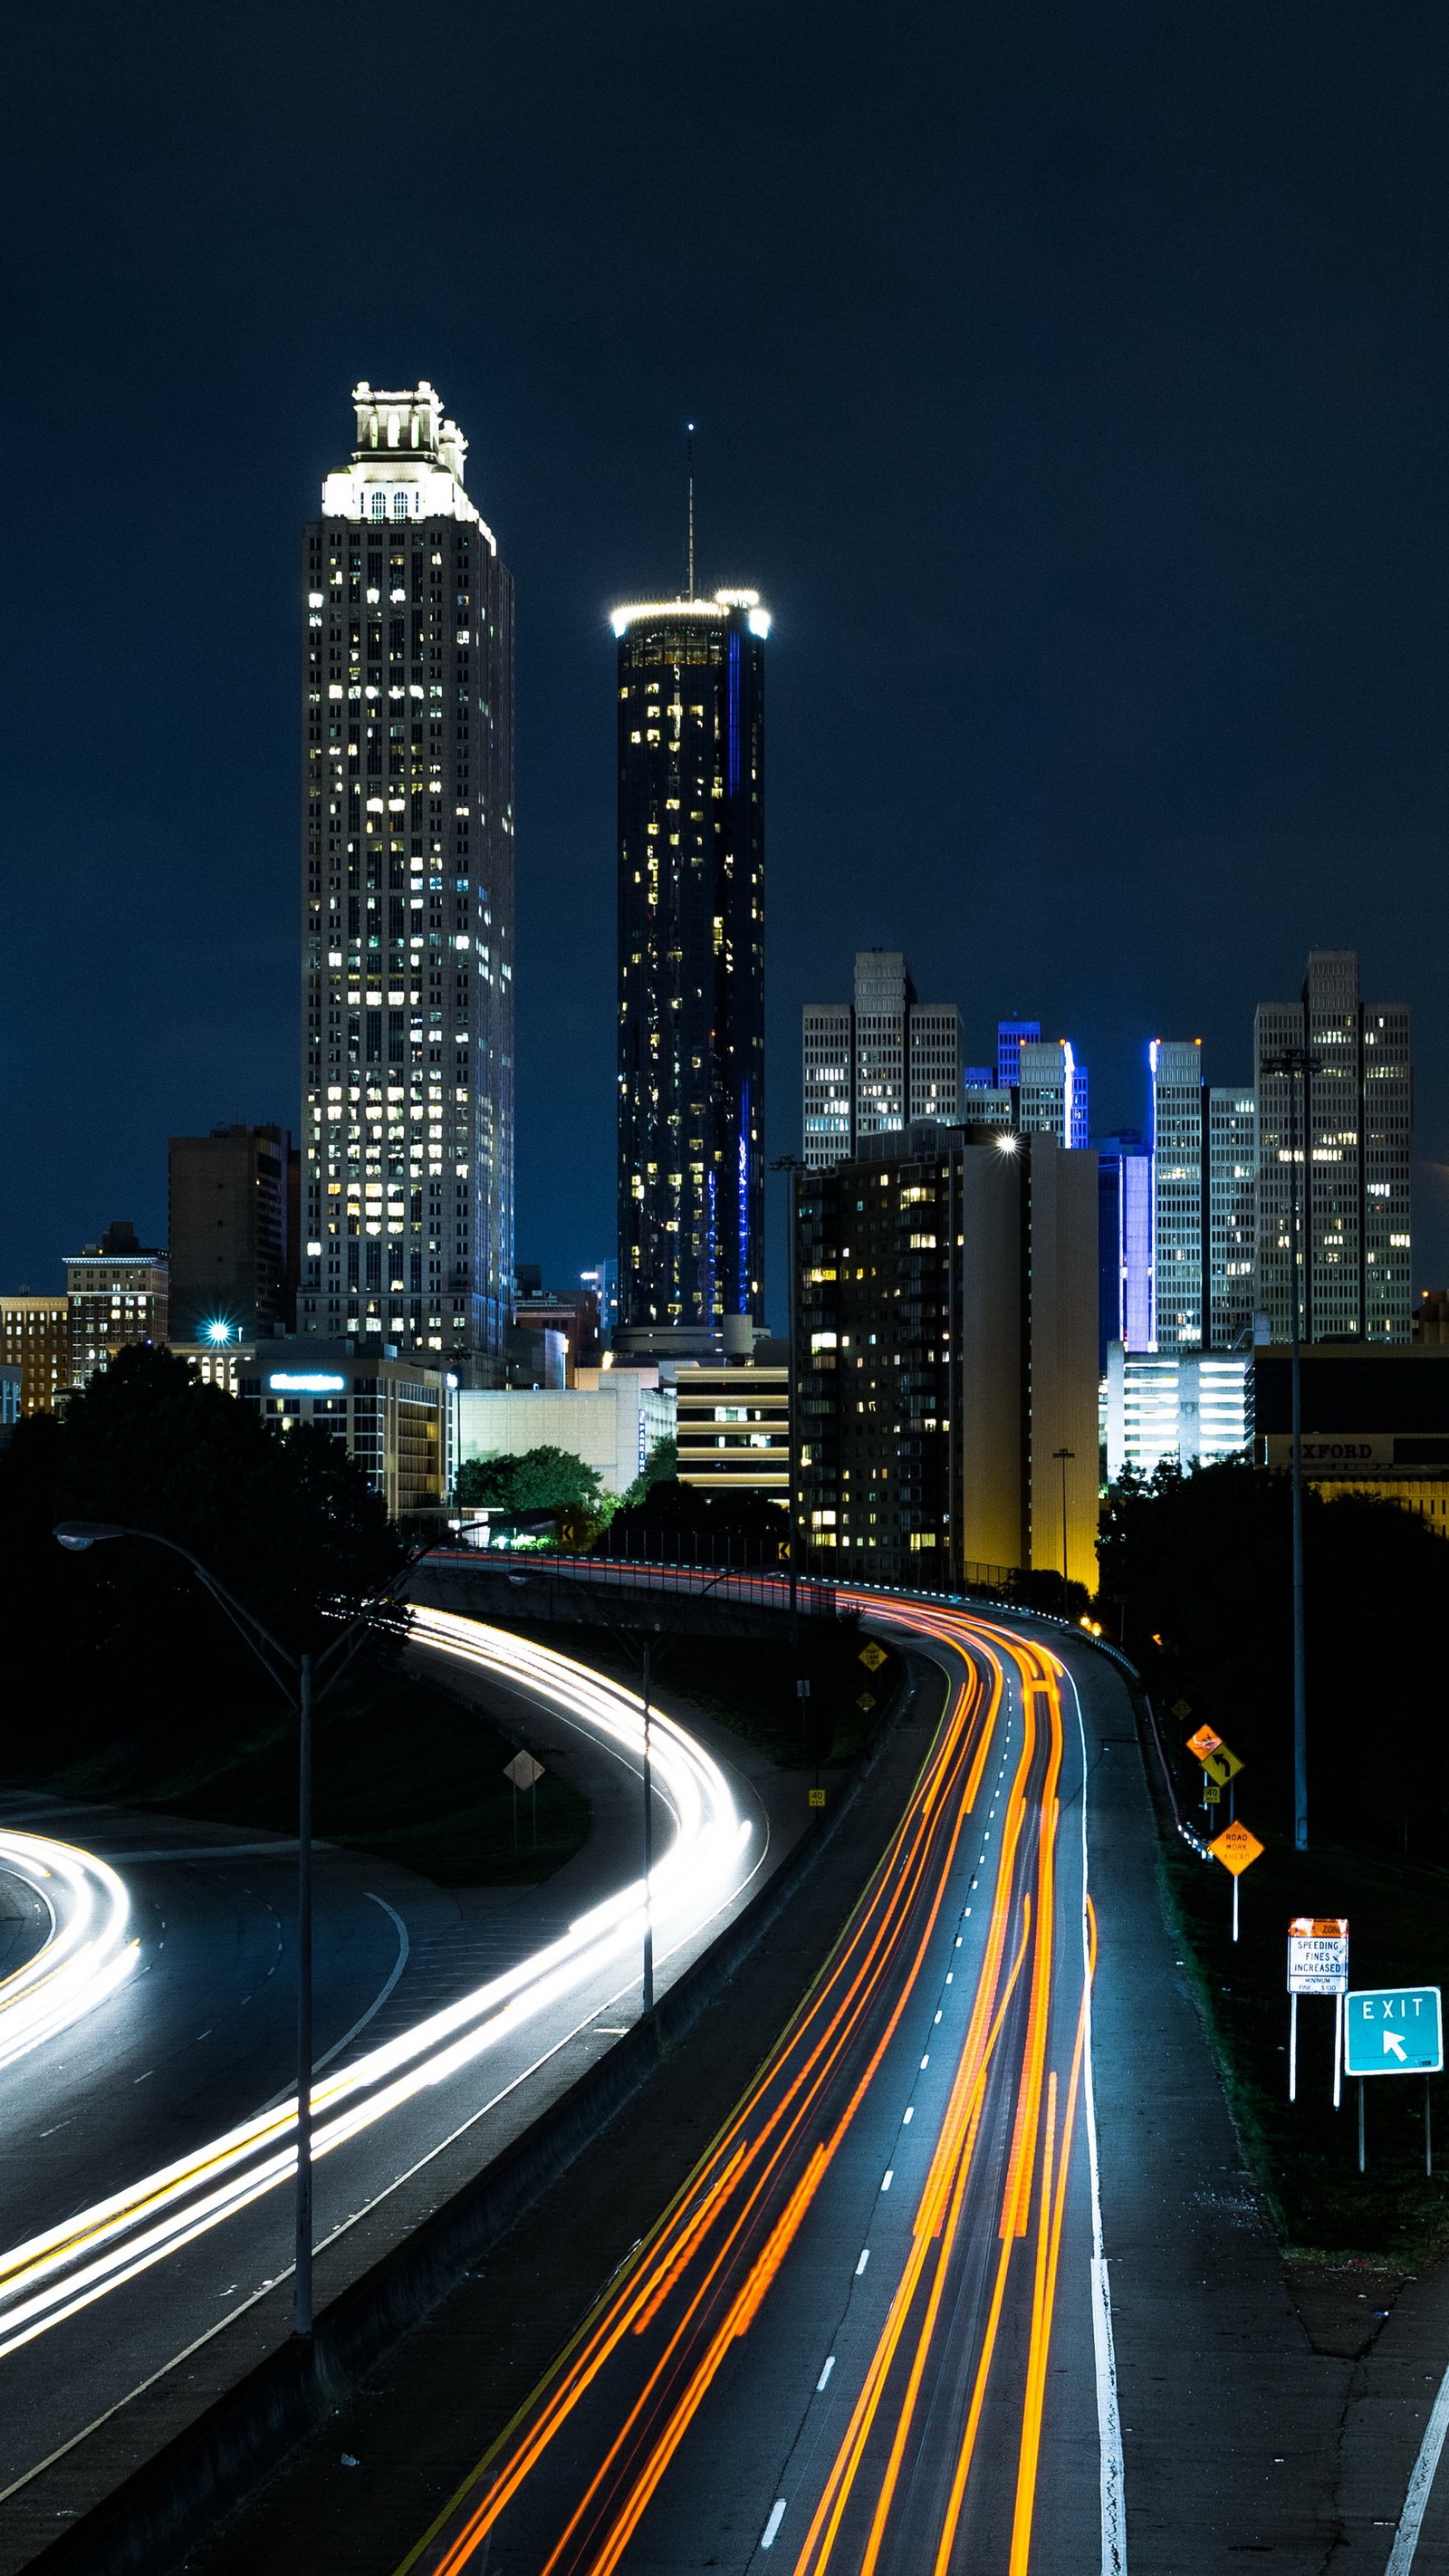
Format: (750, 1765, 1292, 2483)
(1097, 1459, 1449, 1851)
(0, 1343, 402, 1780)
(615, 1435, 677, 1514)
(454, 1446, 604, 1513)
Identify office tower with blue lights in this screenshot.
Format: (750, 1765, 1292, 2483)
(299, 382, 515, 1368)
(1016, 1040, 1089, 1149)
(612, 586, 768, 1353)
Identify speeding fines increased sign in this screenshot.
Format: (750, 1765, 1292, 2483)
(1286, 1918, 1348, 2107)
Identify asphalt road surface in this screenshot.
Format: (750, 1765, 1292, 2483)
(406, 1594, 1118, 2576)
(0, 1615, 771, 2516)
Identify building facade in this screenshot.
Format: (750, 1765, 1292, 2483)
(0, 1295, 71, 1416)
(1207, 1085, 1258, 1351)
(1097, 1131, 1153, 1366)
(671, 1359, 790, 1495)
(299, 381, 516, 1370)
(168, 1125, 297, 1347)
(453, 1370, 675, 1500)
(65, 1222, 168, 1387)
(613, 588, 767, 1345)
(1250, 1345, 1449, 1528)
(1254, 949, 1412, 1345)
(1150, 1041, 1204, 1353)
(178, 1340, 446, 1516)
(1103, 1346, 1252, 1478)
(795, 1123, 1099, 1589)
(801, 952, 962, 1169)
(1016, 1040, 1089, 1150)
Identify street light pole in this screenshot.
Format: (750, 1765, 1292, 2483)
(1055, 1453, 1075, 1607)
(53, 1521, 409, 2338)
(640, 1634, 654, 2014)
(1262, 1045, 1321, 1854)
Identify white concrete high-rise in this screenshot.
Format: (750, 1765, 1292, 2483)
(1016, 1040, 1089, 1151)
(298, 384, 515, 1368)
(1207, 1085, 1258, 1351)
(1151, 1040, 1204, 1352)
(1254, 949, 1412, 1345)
(801, 952, 962, 1168)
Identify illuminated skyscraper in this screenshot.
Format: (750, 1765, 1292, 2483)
(298, 383, 515, 1367)
(613, 587, 767, 1349)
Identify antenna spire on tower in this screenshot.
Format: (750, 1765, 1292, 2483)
(686, 421, 696, 600)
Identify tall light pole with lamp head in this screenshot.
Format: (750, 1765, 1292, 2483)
(53, 1520, 410, 2335)
(1260, 1044, 1322, 1853)
(1055, 1453, 1075, 1607)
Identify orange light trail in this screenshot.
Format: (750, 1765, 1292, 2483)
(403, 1590, 1099, 2576)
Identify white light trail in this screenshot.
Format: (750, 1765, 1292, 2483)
(0, 1616, 745, 2361)
(0, 1831, 137, 2076)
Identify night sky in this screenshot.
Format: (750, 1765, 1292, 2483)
(4, 3, 1445, 1322)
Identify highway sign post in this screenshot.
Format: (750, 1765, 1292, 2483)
(504, 1749, 545, 1850)
(1343, 1986, 1443, 2174)
(1208, 1819, 1263, 1942)
(1287, 1918, 1348, 2105)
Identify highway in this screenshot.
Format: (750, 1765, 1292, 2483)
(0, 1616, 769, 2520)
(402, 1594, 1118, 2576)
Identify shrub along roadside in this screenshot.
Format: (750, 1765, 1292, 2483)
(11, 1663, 589, 1889)
(1162, 1825, 1449, 2264)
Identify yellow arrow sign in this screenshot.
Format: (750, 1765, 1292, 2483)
(1210, 1821, 1264, 1878)
(1202, 1744, 1243, 1787)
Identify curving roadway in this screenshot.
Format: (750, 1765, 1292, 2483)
(0, 1614, 771, 2520)
(402, 1589, 1120, 2576)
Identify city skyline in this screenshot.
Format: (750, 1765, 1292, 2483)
(5, 13, 1449, 1318)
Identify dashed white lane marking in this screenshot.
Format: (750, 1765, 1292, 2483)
(762, 2498, 787, 2550)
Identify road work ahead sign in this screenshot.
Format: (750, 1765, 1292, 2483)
(1343, 1986, 1443, 2077)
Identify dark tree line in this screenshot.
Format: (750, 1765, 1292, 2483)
(0, 1345, 402, 1784)
(1098, 1461, 1449, 1854)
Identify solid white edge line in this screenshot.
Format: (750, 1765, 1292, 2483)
(1064, 1659, 1128, 2576)
(1385, 2363, 1449, 2573)
(315, 1894, 412, 2077)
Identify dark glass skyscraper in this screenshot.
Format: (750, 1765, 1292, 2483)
(612, 589, 767, 1345)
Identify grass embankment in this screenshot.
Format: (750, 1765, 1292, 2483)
(490, 1615, 902, 1770)
(16, 1665, 590, 1889)
(1163, 1821, 1449, 2264)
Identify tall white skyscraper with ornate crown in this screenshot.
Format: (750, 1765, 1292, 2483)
(298, 383, 514, 1370)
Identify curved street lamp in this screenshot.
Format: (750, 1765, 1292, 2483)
(53, 1519, 412, 2336)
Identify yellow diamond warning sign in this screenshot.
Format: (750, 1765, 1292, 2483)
(859, 1642, 888, 1672)
(1209, 1821, 1264, 1878)
(1186, 1724, 1223, 1763)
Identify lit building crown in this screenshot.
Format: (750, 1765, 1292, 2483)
(610, 588, 770, 639)
(321, 379, 496, 544)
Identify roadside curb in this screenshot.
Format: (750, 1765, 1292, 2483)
(18, 1656, 930, 2576)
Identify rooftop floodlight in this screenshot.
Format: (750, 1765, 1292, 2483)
(53, 1522, 127, 1552)
(995, 1129, 1020, 1153)
(204, 1319, 234, 1346)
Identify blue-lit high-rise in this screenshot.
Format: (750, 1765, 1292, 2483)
(612, 587, 768, 1350)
